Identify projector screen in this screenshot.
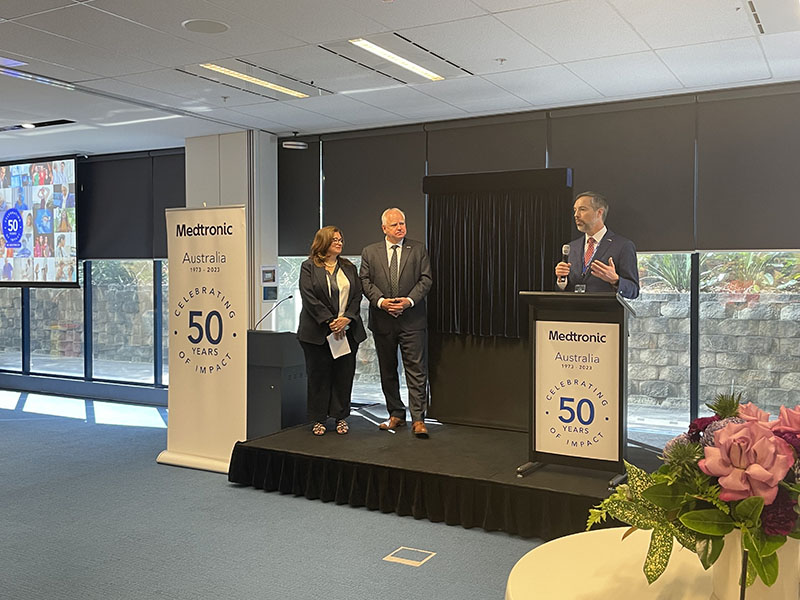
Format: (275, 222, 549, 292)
(0, 156, 78, 287)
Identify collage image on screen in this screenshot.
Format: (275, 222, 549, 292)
(0, 158, 76, 284)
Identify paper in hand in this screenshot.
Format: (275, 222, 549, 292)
(327, 331, 351, 359)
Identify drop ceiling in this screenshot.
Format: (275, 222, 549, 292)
(0, 0, 798, 161)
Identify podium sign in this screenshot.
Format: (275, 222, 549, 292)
(521, 292, 632, 473)
(534, 320, 619, 462)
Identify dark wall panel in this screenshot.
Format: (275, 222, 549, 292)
(78, 150, 185, 260)
(78, 157, 152, 259)
(697, 91, 800, 250)
(278, 140, 320, 256)
(427, 116, 547, 175)
(152, 153, 186, 258)
(549, 101, 696, 252)
(323, 131, 426, 253)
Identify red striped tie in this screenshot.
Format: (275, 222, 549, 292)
(584, 237, 596, 271)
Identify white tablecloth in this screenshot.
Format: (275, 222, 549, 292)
(505, 527, 713, 600)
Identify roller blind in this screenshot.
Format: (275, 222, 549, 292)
(549, 101, 696, 252)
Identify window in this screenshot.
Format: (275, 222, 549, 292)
(698, 251, 800, 416)
(30, 285, 84, 377)
(627, 253, 691, 447)
(0, 288, 21, 371)
(91, 260, 154, 383)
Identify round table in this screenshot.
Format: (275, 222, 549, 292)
(505, 527, 713, 599)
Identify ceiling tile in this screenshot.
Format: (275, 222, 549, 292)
(0, 0, 73, 20)
(0, 21, 155, 77)
(343, 0, 486, 30)
(206, 0, 387, 44)
(761, 32, 800, 80)
(346, 86, 467, 120)
(471, 0, 563, 12)
(118, 68, 280, 108)
(0, 49, 99, 82)
(495, 0, 649, 62)
(609, 0, 755, 49)
(186, 107, 285, 132)
(90, 0, 303, 56)
(19, 3, 226, 68)
(484, 64, 603, 106)
(657, 38, 770, 87)
(79, 77, 199, 109)
(284, 94, 402, 125)
(412, 76, 531, 112)
(399, 15, 555, 75)
(232, 101, 350, 132)
(566, 51, 683, 97)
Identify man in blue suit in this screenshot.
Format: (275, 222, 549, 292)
(555, 191, 639, 299)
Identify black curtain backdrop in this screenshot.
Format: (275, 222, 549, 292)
(425, 169, 573, 339)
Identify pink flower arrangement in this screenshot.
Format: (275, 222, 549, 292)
(699, 420, 794, 504)
(589, 396, 800, 589)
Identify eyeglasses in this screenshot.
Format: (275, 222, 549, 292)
(332, 237, 344, 243)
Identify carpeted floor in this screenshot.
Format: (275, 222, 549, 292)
(0, 392, 540, 600)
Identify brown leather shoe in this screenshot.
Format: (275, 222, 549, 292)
(379, 416, 406, 430)
(412, 421, 429, 439)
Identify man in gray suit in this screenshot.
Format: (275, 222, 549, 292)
(555, 191, 640, 299)
(360, 208, 433, 438)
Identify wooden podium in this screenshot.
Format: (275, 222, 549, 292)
(518, 292, 635, 476)
(246, 330, 306, 438)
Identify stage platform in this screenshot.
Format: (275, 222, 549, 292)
(228, 406, 659, 541)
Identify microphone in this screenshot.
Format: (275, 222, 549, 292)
(558, 244, 570, 284)
(254, 295, 293, 330)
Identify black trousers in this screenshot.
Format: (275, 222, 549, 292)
(373, 327, 428, 422)
(300, 336, 359, 423)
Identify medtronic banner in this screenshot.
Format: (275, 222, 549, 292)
(158, 205, 247, 473)
(535, 320, 620, 462)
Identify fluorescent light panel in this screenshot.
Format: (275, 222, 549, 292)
(348, 38, 444, 81)
(100, 115, 182, 127)
(199, 63, 309, 98)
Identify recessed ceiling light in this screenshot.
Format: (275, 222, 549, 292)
(199, 63, 309, 98)
(20, 123, 35, 129)
(0, 56, 27, 68)
(348, 38, 444, 81)
(181, 19, 229, 34)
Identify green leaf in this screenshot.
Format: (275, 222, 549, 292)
(761, 535, 786, 557)
(625, 461, 655, 498)
(602, 499, 660, 531)
(679, 509, 736, 536)
(643, 526, 673, 584)
(642, 482, 692, 511)
(696, 535, 724, 570)
(733, 496, 764, 528)
(742, 528, 779, 586)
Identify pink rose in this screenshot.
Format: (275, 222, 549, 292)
(699, 421, 794, 505)
(771, 405, 800, 434)
(737, 402, 770, 423)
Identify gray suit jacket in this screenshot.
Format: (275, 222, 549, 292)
(359, 238, 433, 334)
(564, 229, 640, 299)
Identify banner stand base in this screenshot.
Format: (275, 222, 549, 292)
(516, 461, 545, 478)
(156, 450, 229, 474)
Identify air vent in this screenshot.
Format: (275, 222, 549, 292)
(320, 33, 472, 85)
(235, 59, 334, 95)
(174, 68, 282, 101)
(747, 0, 800, 34)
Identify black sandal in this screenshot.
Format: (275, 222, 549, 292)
(312, 422, 326, 436)
(336, 420, 349, 435)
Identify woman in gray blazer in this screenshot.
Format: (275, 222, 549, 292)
(297, 226, 366, 436)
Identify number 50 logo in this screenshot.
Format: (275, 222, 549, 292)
(558, 397, 595, 425)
